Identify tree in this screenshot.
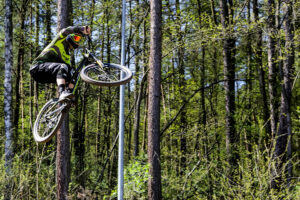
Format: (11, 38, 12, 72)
(56, 0, 71, 199)
(14, 0, 29, 151)
(133, 0, 143, 157)
(271, 0, 295, 190)
(219, 0, 238, 184)
(148, 0, 162, 199)
(4, 0, 13, 199)
(267, 0, 279, 139)
(175, 0, 188, 174)
(253, 0, 271, 141)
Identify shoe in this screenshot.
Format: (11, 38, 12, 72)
(59, 90, 74, 101)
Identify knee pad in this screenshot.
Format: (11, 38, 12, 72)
(56, 64, 70, 80)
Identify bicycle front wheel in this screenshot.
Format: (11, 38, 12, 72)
(80, 63, 132, 86)
(33, 98, 66, 143)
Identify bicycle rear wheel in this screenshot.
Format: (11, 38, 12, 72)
(80, 63, 132, 86)
(33, 98, 66, 143)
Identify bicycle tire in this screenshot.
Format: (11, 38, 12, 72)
(33, 98, 66, 143)
(80, 63, 132, 86)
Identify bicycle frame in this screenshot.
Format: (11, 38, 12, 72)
(70, 54, 88, 96)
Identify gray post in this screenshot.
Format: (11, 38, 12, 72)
(118, 0, 126, 199)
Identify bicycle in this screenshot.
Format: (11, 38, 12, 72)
(33, 36, 133, 143)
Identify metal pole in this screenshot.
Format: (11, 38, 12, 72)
(118, 0, 126, 199)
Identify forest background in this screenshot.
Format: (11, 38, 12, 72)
(0, 0, 299, 199)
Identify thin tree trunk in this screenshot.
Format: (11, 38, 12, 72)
(201, 48, 213, 199)
(134, 75, 147, 157)
(267, 0, 279, 139)
(14, 0, 28, 152)
(96, 88, 102, 162)
(29, 0, 34, 133)
(142, 90, 148, 153)
(245, 0, 253, 153)
(34, 2, 40, 117)
(133, 0, 141, 157)
(148, 0, 162, 199)
(219, 0, 238, 184)
(175, 0, 187, 174)
(253, 0, 271, 143)
(56, 0, 70, 199)
(142, 2, 149, 154)
(74, 88, 87, 188)
(4, 0, 13, 199)
(210, 0, 221, 164)
(283, 1, 294, 187)
(104, 2, 112, 185)
(45, 0, 52, 44)
(126, 0, 133, 160)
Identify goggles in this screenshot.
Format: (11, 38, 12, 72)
(73, 34, 82, 42)
(66, 33, 84, 49)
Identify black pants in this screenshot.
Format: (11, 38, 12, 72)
(30, 62, 74, 84)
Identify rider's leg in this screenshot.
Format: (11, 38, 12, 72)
(56, 64, 75, 91)
(57, 79, 74, 91)
(57, 78, 66, 93)
(56, 64, 75, 100)
(30, 62, 73, 92)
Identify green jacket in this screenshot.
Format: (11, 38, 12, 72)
(32, 26, 85, 66)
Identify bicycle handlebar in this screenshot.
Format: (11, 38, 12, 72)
(83, 35, 105, 69)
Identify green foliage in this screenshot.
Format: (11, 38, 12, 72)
(108, 154, 149, 200)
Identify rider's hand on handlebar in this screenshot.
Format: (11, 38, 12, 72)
(83, 26, 91, 35)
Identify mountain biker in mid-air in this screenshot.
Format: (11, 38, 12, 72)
(30, 25, 91, 100)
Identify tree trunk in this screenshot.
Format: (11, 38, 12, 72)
(142, 3, 149, 154)
(148, 0, 162, 199)
(34, 1, 40, 117)
(4, 0, 13, 199)
(103, 92, 112, 185)
(283, 1, 294, 187)
(219, 0, 238, 184)
(271, 0, 294, 190)
(96, 88, 102, 163)
(74, 88, 87, 188)
(29, 0, 34, 133)
(142, 89, 148, 153)
(253, 0, 271, 143)
(209, 0, 221, 164)
(245, 0, 253, 152)
(133, 0, 141, 157)
(45, 0, 52, 44)
(14, 0, 28, 152)
(56, 0, 71, 199)
(267, 0, 279, 139)
(134, 75, 146, 157)
(126, 0, 133, 160)
(175, 0, 187, 175)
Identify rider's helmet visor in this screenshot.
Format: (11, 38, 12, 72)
(73, 35, 82, 42)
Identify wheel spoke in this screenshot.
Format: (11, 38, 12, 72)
(89, 66, 119, 82)
(42, 124, 51, 137)
(34, 99, 65, 142)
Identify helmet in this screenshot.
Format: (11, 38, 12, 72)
(66, 33, 82, 49)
